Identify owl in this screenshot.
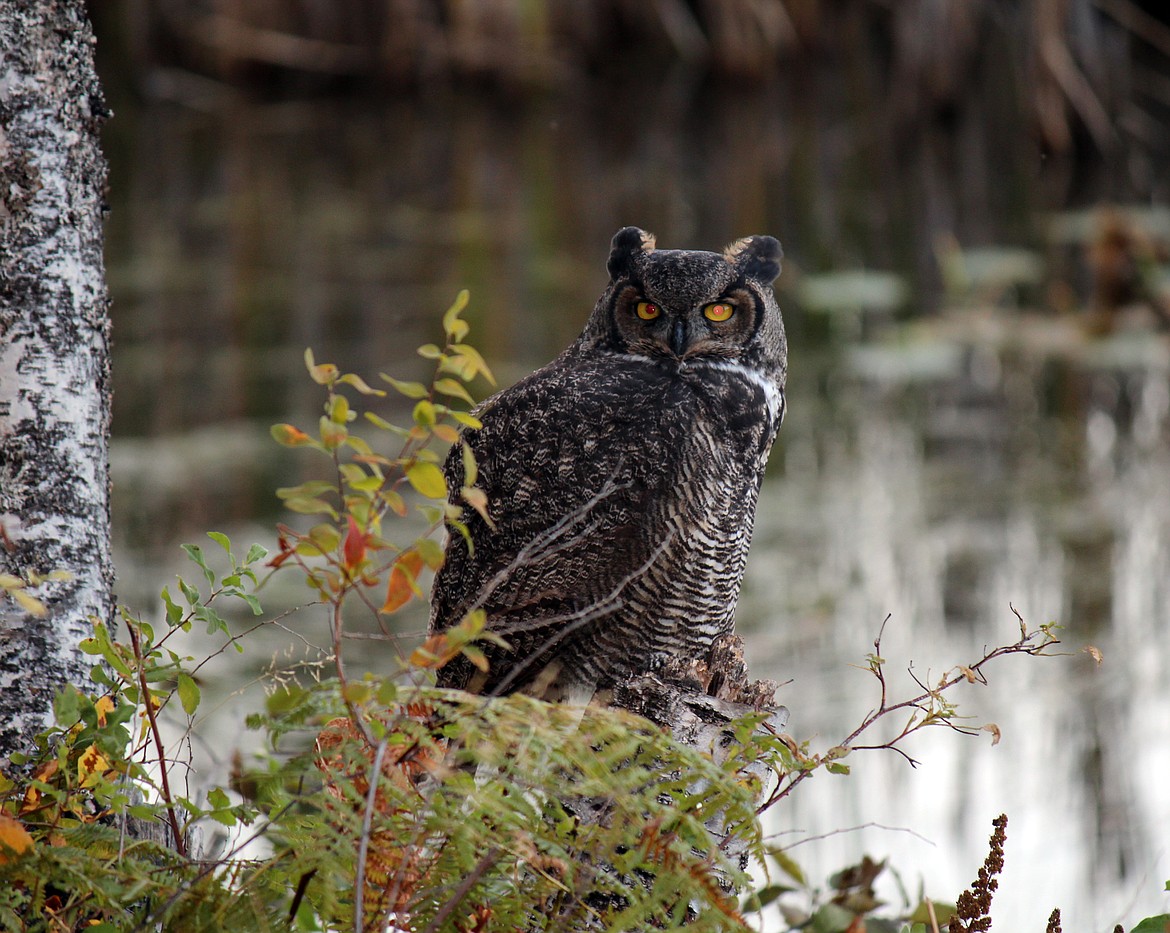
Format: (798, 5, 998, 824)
(429, 226, 786, 697)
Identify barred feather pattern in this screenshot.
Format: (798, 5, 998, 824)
(430, 228, 787, 696)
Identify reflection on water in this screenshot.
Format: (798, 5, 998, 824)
(104, 82, 1170, 930)
(746, 324, 1170, 928)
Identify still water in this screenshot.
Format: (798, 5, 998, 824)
(104, 84, 1170, 930)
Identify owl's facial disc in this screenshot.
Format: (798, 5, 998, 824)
(618, 287, 755, 362)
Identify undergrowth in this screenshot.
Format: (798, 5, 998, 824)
(1, 292, 1165, 932)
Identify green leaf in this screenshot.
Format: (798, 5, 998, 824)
(308, 523, 342, 551)
(1131, 916, 1170, 933)
(345, 434, 373, 456)
(181, 544, 215, 585)
(54, 685, 83, 727)
(768, 847, 807, 886)
(276, 480, 337, 499)
(407, 461, 447, 499)
(415, 537, 445, 570)
(329, 394, 351, 425)
(810, 902, 856, 933)
(376, 680, 398, 705)
(161, 586, 184, 625)
(826, 762, 851, 775)
(451, 411, 483, 429)
(907, 901, 955, 925)
(350, 474, 384, 493)
(413, 400, 437, 427)
(741, 884, 791, 912)
(266, 684, 306, 714)
(177, 673, 201, 715)
(244, 543, 268, 565)
(364, 411, 399, 431)
(342, 682, 373, 706)
(417, 343, 443, 360)
(381, 375, 430, 399)
(283, 497, 340, 519)
(207, 531, 232, 555)
(197, 604, 230, 635)
(319, 414, 348, 449)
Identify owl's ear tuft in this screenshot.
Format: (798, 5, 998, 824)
(607, 227, 656, 280)
(725, 235, 782, 283)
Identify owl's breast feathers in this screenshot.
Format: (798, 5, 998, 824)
(429, 352, 779, 693)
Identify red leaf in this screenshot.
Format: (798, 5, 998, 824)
(381, 551, 425, 614)
(343, 516, 367, 570)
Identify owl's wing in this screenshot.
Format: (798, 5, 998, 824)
(430, 357, 681, 690)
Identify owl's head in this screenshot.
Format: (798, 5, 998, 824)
(581, 227, 786, 385)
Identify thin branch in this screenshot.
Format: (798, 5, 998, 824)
(486, 528, 677, 697)
(420, 846, 501, 933)
(126, 621, 187, 859)
(354, 737, 390, 933)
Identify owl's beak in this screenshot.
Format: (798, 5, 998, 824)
(669, 319, 688, 357)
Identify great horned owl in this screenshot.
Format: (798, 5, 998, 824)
(429, 227, 786, 697)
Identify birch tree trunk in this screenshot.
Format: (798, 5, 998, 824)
(0, 0, 113, 763)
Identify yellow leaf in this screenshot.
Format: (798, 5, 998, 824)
(435, 378, 474, 405)
(442, 289, 470, 339)
(461, 443, 478, 487)
(12, 589, 46, 617)
(406, 462, 447, 499)
(304, 348, 338, 385)
(319, 415, 348, 449)
(94, 695, 115, 727)
(0, 814, 33, 863)
(413, 400, 437, 427)
(461, 486, 494, 529)
(78, 745, 113, 788)
(432, 424, 459, 444)
(451, 343, 496, 386)
(338, 372, 386, 396)
(270, 423, 313, 447)
(382, 489, 408, 517)
(381, 375, 430, 400)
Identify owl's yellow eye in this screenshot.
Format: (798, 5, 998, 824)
(703, 302, 735, 322)
(636, 301, 661, 321)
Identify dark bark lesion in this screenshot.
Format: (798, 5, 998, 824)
(0, 130, 43, 223)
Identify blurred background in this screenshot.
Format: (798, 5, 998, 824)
(90, 1, 1170, 929)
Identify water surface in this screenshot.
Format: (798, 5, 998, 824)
(104, 85, 1170, 930)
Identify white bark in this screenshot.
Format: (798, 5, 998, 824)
(0, 0, 113, 762)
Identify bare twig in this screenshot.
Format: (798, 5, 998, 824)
(756, 611, 1061, 813)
